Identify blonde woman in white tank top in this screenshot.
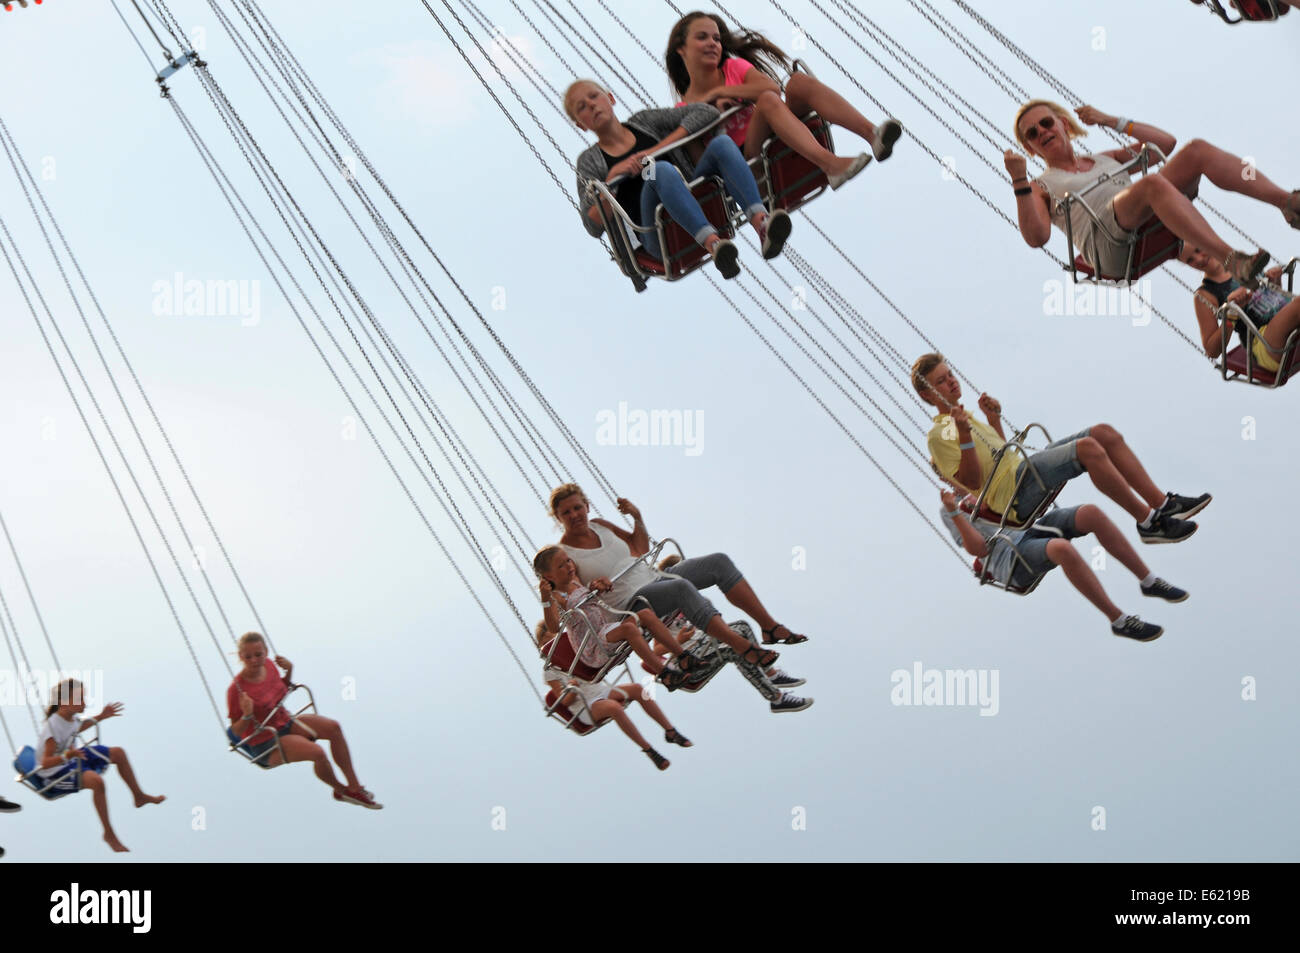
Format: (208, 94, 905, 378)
(1004, 99, 1295, 285)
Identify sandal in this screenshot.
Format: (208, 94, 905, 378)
(739, 645, 780, 668)
(643, 747, 670, 771)
(761, 623, 809, 646)
(665, 728, 693, 748)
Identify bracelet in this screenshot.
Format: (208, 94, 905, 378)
(541, 600, 552, 608)
(1011, 176, 1028, 185)
(1014, 186, 1032, 197)
(959, 441, 975, 451)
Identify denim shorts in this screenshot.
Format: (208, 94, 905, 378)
(1011, 428, 1091, 519)
(230, 722, 293, 768)
(1009, 506, 1084, 586)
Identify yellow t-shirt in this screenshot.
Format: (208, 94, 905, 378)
(927, 414, 1024, 517)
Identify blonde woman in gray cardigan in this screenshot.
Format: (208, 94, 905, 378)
(566, 78, 791, 280)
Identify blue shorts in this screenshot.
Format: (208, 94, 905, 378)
(39, 744, 111, 796)
(229, 722, 293, 768)
(1009, 506, 1085, 586)
(1011, 428, 1091, 519)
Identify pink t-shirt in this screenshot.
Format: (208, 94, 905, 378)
(677, 57, 756, 148)
(227, 664, 292, 744)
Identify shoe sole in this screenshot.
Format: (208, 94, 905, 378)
(713, 242, 740, 279)
(772, 678, 808, 688)
(829, 154, 872, 191)
(1142, 589, 1189, 604)
(771, 698, 814, 713)
(762, 212, 793, 260)
(1139, 523, 1198, 544)
(1163, 496, 1212, 520)
(872, 121, 903, 161)
(1114, 628, 1164, 642)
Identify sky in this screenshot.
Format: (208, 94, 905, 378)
(0, 0, 1297, 863)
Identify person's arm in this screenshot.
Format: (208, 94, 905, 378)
(1077, 105, 1176, 161)
(940, 497, 988, 558)
(1003, 150, 1052, 248)
(540, 580, 562, 635)
(1194, 289, 1228, 358)
(38, 736, 70, 771)
(592, 513, 649, 558)
(616, 498, 650, 556)
(948, 407, 984, 493)
(978, 394, 1005, 441)
(575, 147, 612, 239)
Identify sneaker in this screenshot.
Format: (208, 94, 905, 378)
(710, 238, 740, 279)
(335, 787, 383, 810)
(770, 692, 814, 713)
(871, 118, 903, 161)
(759, 209, 792, 260)
(1111, 615, 1164, 642)
(1225, 249, 1270, 289)
(1137, 513, 1198, 544)
(0, 797, 20, 813)
(1158, 491, 1211, 521)
(768, 668, 807, 688)
(828, 153, 872, 191)
(1141, 578, 1189, 603)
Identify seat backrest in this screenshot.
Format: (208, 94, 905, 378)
(540, 634, 603, 683)
(13, 744, 36, 776)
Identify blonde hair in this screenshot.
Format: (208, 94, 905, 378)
(237, 632, 266, 650)
(562, 79, 610, 122)
(534, 620, 551, 646)
(533, 544, 564, 578)
(1013, 99, 1086, 153)
(657, 554, 682, 571)
(548, 482, 588, 519)
(910, 352, 946, 397)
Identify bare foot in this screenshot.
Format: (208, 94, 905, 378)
(104, 833, 129, 853)
(135, 793, 166, 808)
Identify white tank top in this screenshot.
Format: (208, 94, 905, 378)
(561, 522, 662, 610)
(1037, 154, 1131, 240)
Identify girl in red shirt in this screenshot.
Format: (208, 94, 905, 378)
(228, 632, 381, 809)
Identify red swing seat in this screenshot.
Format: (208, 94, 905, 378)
(630, 176, 735, 280)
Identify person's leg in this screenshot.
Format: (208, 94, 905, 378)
(607, 619, 669, 674)
(1159, 138, 1291, 210)
(1112, 175, 1235, 263)
(635, 610, 687, 656)
(638, 161, 720, 255)
(784, 71, 876, 142)
(591, 696, 652, 750)
(1085, 424, 1167, 511)
(1044, 539, 1124, 622)
(694, 135, 768, 226)
(295, 715, 360, 790)
(633, 576, 772, 661)
(620, 684, 676, 734)
(1072, 504, 1151, 579)
(278, 734, 345, 794)
(745, 89, 854, 177)
(1261, 297, 1300, 352)
(105, 747, 164, 807)
(82, 771, 127, 852)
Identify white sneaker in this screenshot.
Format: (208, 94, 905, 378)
(828, 153, 872, 191)
(871, 118, 903, 161)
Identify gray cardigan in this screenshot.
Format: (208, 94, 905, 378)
(574, 103, 722, 238)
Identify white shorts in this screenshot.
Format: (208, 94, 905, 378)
(1079, 197, 1137, 277)
(576, 682, 629, 726)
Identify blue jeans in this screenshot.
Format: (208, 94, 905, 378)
(639, 136, 767, 260)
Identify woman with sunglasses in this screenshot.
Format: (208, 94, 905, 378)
(1004, 100, 1296, 285)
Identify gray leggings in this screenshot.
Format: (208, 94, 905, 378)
(628, 552, 744, 631)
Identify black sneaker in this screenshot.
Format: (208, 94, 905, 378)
(0, 797, 20, 813)
(1141, 578, 1189, 603)
(768, 668, 807, 688)
(1137, 513, 1198, 544)
(1158, 491, 1212, 521)
(760, 209, 792, 260)
(1111, 615, 1164, 642)
(770, 692, 814, 713)
(710, 238, 740, 279)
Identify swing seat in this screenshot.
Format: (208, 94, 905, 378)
(1071, 218, 1183, 283)
(1222, 340, 1300, 387)
(1201, 0, 1288, 22)
(631, 175, 735, 281)
(753, 112, 835, 213)
(13, 745, 81, 801)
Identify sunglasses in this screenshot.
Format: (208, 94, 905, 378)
(1021, 115, 1057, 143)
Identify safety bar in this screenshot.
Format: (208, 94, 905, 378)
(228, 683, 317, 764)
(1060, 143, 1171, 281)
(1201, 0, 1283, 24)
(969, 423, 1060, 530)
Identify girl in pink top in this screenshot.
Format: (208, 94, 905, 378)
(667, 11, 903, 191)
(229, 632, 382, 810)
